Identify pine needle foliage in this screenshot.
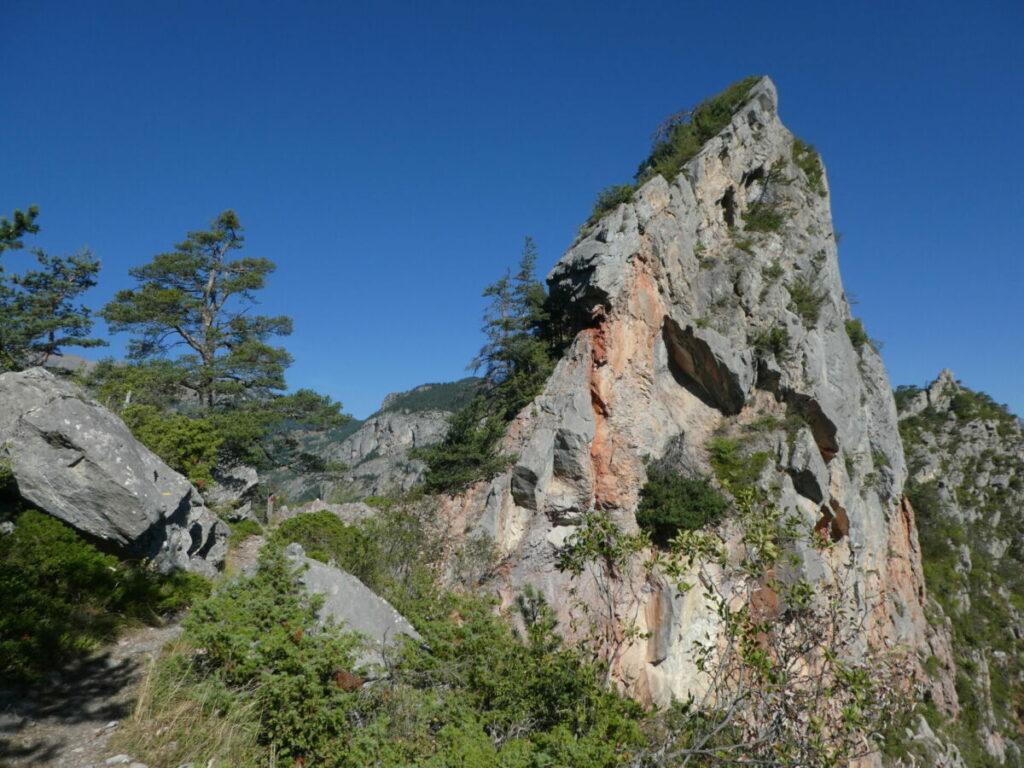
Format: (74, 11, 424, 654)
(101, 211, 292, 409)
(417, 237, 569, 493)
(0, 206, 105, 371)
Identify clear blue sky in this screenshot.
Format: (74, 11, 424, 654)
(3, 0, 1021, 418)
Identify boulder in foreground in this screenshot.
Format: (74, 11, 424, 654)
(0, 368, 227, 575)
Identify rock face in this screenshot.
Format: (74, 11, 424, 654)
(898, 372, 1024, 765)
(283, 543, 422, 668)
(205, 463, 261, 521)
(269, 380, 477, 502)
(437, 77, 951, 718)
(0, 368, 227, 575)
(331, 408, 450, 494)
(271, 499, 376, 527)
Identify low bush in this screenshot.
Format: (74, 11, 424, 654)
(792, 137, 826, 196)
(709, 437, 771, 492)
(743, 200, 785, 233)
(0, 509, 209, 685)
(786, 278, 824, 325)
(274, 510, 378, 581)
(752, 326, 789, 358)
(117, 544, 645, 768)
(587, 184, 637, 225)
(226, 518, 262, 549)
(845, 318, 870, 349)
(733, 236, 755, 254)
(637, 469, 728, 546)
(121, 404, 222, 487)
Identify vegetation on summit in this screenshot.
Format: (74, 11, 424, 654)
(587, 76, 762, 226)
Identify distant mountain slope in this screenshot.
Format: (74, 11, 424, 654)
(898, 371, 1024, 767)
(266, 378, 481, 501)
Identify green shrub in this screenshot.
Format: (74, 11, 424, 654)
(743, 200, 785, 233)
(635, 76, 762, 185)
(845, 318, 870, 349)
(752, 327, 789, 358)
(792, 137, 825, 196)
(0, 509, 209, 684)
(587, 184, 637, 225)
(123, 547, 645, 768)
(786, 278, 824, 325)
(709, 437, 771, 492)
(733, 236, 755, 254)
(182, 545, 364, 764)
(274, 510, 379, 583)
(227, 518, 262, 549)
(413, 396, 513, 493)
(762, 261, 784, 280)
(637, 470, 728, 546)
(121, 404, 222, 487)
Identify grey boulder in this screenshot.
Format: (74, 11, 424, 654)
(284, 543, 422, 668)
(0, 368, 227, 575)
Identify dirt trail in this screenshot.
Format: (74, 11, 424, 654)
(0, 622, 182, 768)
(0, 534, 266, 768)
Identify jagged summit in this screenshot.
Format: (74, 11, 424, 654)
(435, 76, 950, 718)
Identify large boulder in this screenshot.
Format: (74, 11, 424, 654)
(0, 368, 227, 575)
(205, 462, 261, 522)
(283, 543, 422, 668)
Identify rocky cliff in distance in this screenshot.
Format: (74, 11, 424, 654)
(431, 76, 958, 744)
(266, 378, 478, 502)
(899, 371, 1024, 767)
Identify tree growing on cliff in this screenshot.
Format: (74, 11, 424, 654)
(472, 236, 556, 418)
(101, 210, 292, 409)
(0, 206, 105, 371)
(418, 237, 562, 492)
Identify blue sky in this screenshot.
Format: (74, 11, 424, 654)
(3, 0, 1021, 418)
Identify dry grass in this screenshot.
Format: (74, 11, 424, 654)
(109, 637, 264, 768)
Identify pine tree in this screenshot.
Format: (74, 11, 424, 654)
(95, 211, 348, 475)
(0, 207, 104, 371)
(0, 206, 39, 252)
(418, 237, 561, 492)
(102, 210, 292, 409)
